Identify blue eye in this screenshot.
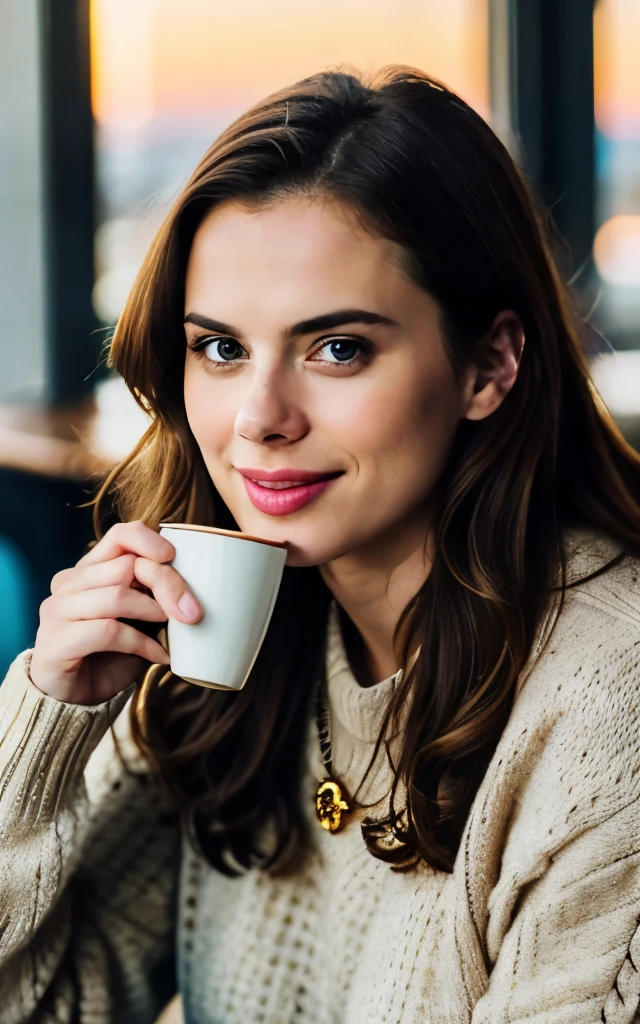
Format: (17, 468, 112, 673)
(205, 338, 246, 362)
(318, 339, 361, 363)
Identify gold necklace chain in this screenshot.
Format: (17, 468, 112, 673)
(314, 679, 351, 832)
(313, 679, 417, 870)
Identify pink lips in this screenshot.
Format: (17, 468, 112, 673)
(236, 467, 342, 516)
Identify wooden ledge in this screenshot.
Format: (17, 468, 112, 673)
(0, 400, 112, 480)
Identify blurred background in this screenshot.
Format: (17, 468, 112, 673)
(1, 0, 639, 677)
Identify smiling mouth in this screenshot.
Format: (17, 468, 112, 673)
(236, 469, 344, 515)
(236, 467, 344, 486)
(245, 474, 342, 490)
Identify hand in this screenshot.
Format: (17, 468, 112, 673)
(29, 521, 202, 705)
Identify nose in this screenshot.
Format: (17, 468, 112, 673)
(234, 369, 309, 447)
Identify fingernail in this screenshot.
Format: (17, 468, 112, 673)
(177, 593, 200, 622)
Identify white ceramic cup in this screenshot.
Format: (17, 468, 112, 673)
(159, 523, 287, 690)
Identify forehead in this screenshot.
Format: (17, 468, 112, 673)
(184, 196, 411, 313)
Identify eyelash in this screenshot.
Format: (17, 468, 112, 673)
(188, 335, 373, 370)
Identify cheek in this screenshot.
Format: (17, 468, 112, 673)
(330, 361, 462, 483)
(183, 364, 234, 464)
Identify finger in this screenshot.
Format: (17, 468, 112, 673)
(43, 585, 167, 625)
(133, 557, 202, 623)
(77, 521, 175, 569)
(52, 554, 137, 596)
(46, 618, 170, 669)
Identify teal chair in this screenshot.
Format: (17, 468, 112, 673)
(0, 535, 34, 680)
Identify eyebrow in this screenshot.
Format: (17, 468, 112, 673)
(183, 308, 398, 339)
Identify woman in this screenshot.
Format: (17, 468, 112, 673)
(1, 66, 639, 1024)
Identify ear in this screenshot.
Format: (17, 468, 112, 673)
(463, 310, 525, 422)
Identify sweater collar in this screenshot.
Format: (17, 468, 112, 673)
(326, 603, 399, 744)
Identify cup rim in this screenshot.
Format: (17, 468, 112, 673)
(159, 522, 287, 549)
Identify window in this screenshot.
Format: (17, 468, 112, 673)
(593, 0, 640, 346)
(590, 0, 640, 442)
(91, 0, 489, 325)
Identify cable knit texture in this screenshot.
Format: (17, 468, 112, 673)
(0, 528, 639, 1023)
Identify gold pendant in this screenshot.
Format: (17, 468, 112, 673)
(315, 779, 350, 832)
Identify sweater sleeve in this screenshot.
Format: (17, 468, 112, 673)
(470, 627, 640, 1024)
(0, 650, 181, 1024)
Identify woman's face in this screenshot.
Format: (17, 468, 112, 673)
(183, 196, 473, 567)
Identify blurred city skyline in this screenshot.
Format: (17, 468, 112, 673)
(91, 0, 640, 140)
(90, 0, 489, 131)
(89, 0, 490, 324)
(88, 0, 640, 336)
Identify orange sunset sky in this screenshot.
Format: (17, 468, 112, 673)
(91, 0, 640, 139)
(90, 0, 490, 129)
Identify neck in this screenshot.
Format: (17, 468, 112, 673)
(320, 512, 434, 686)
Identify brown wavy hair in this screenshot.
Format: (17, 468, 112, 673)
(94, 66, 640, 875)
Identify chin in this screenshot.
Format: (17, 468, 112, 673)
(283, 541, 336, 569)
(231, 510, 352, 569)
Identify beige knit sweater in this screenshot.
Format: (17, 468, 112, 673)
(1, 528, 640, 1024)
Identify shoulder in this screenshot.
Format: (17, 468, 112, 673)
(460, 532, 640, 979)
(531, 528, 640, 736)
(465, 530, 640, 902)
(519, 527, 640, 714)
(507, 529, 640, 801)
(563, 525, 640, 630)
